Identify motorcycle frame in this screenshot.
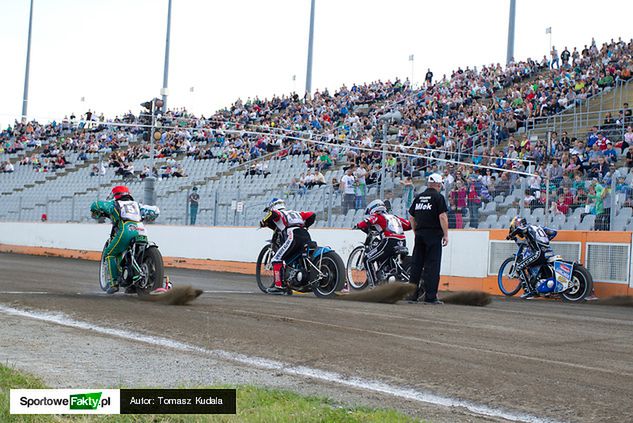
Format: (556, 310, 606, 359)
(360, 230, 410, 288)
(511, 240, 576, 293)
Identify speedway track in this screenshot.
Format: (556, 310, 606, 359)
(1, 253, 632, 422)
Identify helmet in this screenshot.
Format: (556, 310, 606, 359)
(509, 216, 527, 234)
(109, 185, 131, 200)
(428, 173, 444, 184)
(365, 199, 387, 216)
(264, 198, 286, 212)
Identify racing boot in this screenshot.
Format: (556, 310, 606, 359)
(266, 263, 292, 296)
(106, 284, 119, 295)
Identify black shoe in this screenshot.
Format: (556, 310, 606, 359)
(266, 286, 292, 296)
(423, 299, 444, 305)
(106, 285, 119, 295)
(520, 291, 538, 300)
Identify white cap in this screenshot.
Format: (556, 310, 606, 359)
(428, 173, 444, 184)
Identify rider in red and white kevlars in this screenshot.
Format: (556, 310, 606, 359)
(259, 198, 316, 295)
(354, 199, 412, 286)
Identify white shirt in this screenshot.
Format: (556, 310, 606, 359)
(341, 174, 356, 194)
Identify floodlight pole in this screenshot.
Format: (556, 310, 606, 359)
(21, 0, 35, 122)
(305, 0, 316, 97)
(161, 0, 173, 113)
(506, 0, 516, 64)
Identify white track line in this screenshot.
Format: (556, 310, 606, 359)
(0, 291, 50, 295)
(0, 304, 558, 423)
(232, 309, 633, 378)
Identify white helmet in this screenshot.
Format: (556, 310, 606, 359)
(428, 173, 444, 184)
(264, 197, 286, 212)
(365, 199, 387, 216)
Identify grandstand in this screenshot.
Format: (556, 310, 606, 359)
(1, 37, 632, 231)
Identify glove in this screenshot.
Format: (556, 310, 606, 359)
(259, 220, 266, 228)
(352, 224, 358, 230)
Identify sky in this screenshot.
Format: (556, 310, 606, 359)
(0, 0, 632, 129)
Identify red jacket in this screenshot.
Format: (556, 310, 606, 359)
(357, 213, 411, 240)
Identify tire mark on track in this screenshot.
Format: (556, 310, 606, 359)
(229, 308, 633, 378)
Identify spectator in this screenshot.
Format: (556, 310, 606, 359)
(173, 163, 186, 178)
(523, 189, 537, 211)
(354, 164, 368, 209)
(467, 175, 482, 228)
(340, 168, 356, 214)
(401, 176, 415, 210)
(424, 68, 433, 86)
(550, 46, 560, 69)
(188, 187, 200, 225)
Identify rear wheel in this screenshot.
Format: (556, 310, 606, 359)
(137, 247, 164, 296)
(98, 242, 111, 292)
(255, 245, 275, 293)
(346, 246, 368, 290)
(498, 257, 522, 296)
(561, 265, 593, 303)
(313, 251, 345, 298)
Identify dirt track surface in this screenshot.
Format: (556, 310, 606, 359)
(1, 253, 633, 422)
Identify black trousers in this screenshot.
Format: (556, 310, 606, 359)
(409, 230, 443, 301)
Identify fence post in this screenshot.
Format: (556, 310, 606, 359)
(610, 175, 617, 231)
(71, 194, 76, 222)
(327, 184, 333, 227)
(620, 80, 625, 142)
(213, 190, 218, 226)
(18, 196, 22, 221)
(544, 169, 550, 225)
(599, 91, 604, 124)
(184, 192, 189, 226)
(519, 178, 526, 217)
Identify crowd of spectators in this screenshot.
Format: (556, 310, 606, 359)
(2, 37, 632, 228)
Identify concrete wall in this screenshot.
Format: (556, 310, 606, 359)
(0, 222, 489, 278)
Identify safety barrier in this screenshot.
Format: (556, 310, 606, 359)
(0, 223, 631, 297)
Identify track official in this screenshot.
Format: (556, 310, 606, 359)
(408, 173, 449, 304)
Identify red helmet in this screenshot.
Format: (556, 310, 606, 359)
(110, 185, 131, 200)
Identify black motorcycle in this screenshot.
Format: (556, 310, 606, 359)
(98, 226, 165, 296)
(498, 239, 593, 302)
(345, 229, 412, 290)
(256, 231, 345, 298)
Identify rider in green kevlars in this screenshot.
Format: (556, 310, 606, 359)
(90, 185, 159, 294)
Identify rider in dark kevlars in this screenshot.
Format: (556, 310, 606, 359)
(354, 199, 412, 286)
(90, 185, 159, 294)
(506, 216, 557, 299)
(259, 198, 316, 296)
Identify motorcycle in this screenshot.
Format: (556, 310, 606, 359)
(498, 239, 593, 302)
(346, 228, 412, 290)
(97, 215, 165, 296)
(255, 231, 345, 298)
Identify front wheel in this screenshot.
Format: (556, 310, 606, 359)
(137, 246, 164, 296)
(313, 251, 345, 298)
(255, 245, 275, 293)
(498, 257, 522, 296)
(561, 265, 593, 303)
(99, 242, 111, 292)
(346, 246, 368, 290)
